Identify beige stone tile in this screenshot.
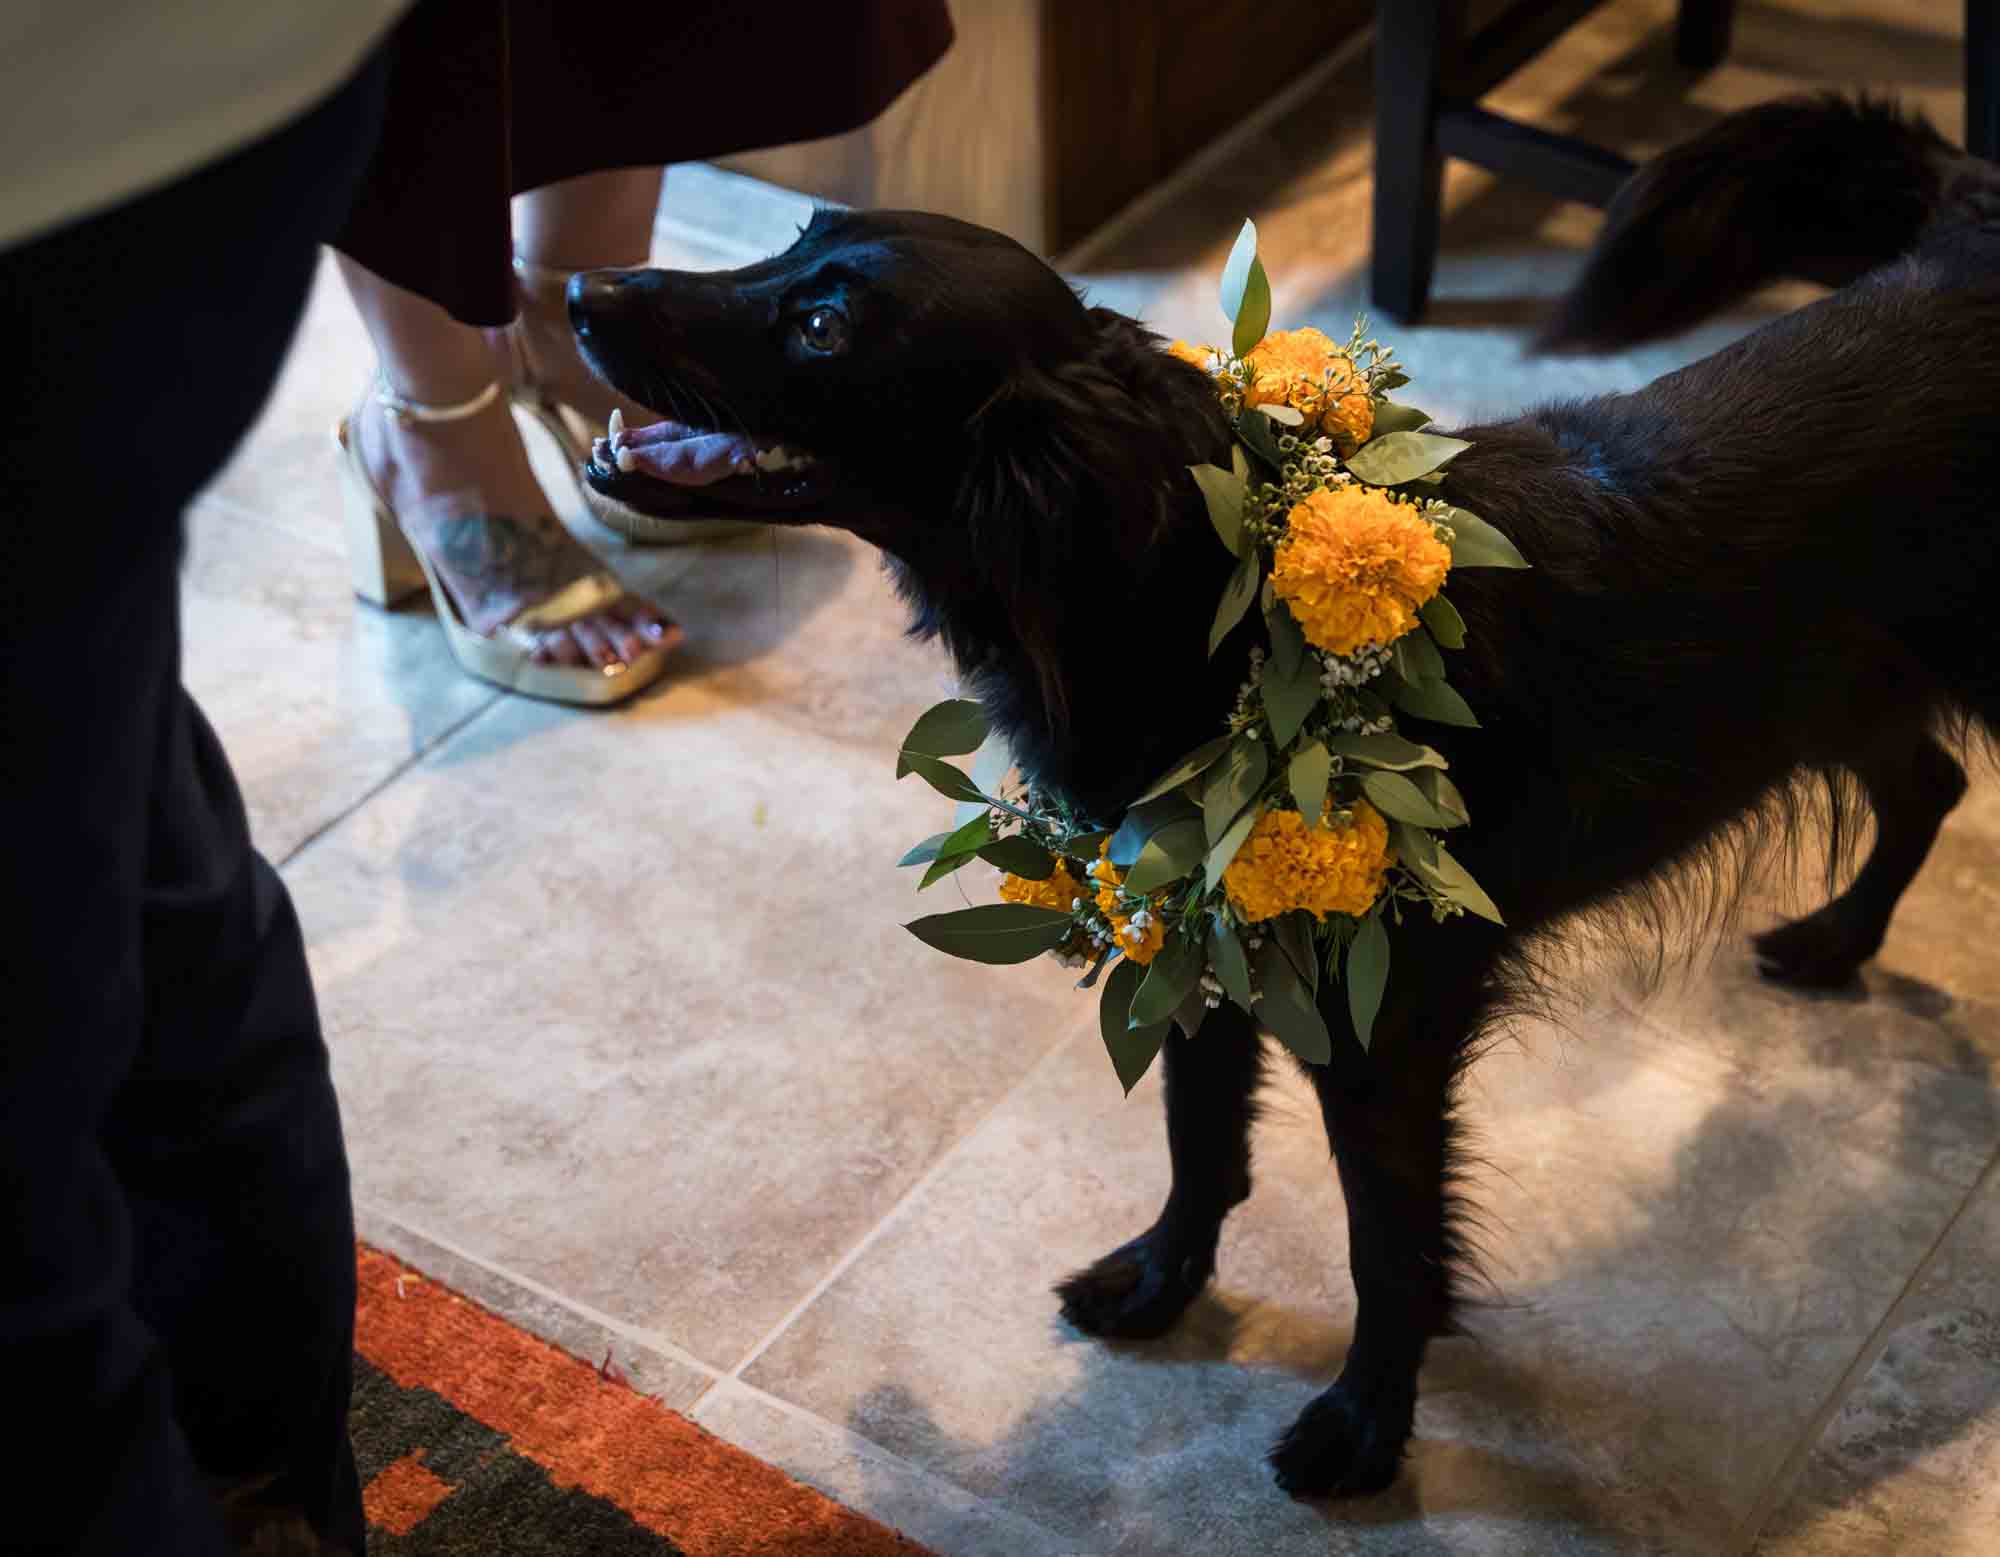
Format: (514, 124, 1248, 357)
(354, 1204, 716, 1413)
(1750, 1168, 2000, 1555)
(285, 674, 1092, 1370)
(690, 1380, 1075, 1557)
(178, 496, 498, 862)
(735, 953, 1998, 1554)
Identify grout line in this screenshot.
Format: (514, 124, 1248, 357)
(358, 1200, 724, 1381)
(695, 1019, 1091, 1408)
(1052, 23, 1377, 274)
(274, 690, 505, 871)
(1727, 1140, 2000, 1553)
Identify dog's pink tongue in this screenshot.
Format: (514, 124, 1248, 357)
(605, 420, 758, 485)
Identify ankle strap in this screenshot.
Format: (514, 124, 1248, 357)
(374, 373, 502, 424)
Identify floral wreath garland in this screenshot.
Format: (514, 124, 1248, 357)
(893, 221, 1527, 1092)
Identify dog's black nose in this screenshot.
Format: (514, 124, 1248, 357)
(567, 268, 640, 338)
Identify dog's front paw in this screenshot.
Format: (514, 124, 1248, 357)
(1056, 1224, 1214, 1340)
(1268, 1379, 1414, 1499)
(1753, 906, 1879, 989)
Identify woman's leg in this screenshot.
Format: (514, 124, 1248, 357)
(509, 167, 670, 428)
(337, 253, 677, 670)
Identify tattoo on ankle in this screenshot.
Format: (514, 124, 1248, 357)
(430, 513, 588, 602)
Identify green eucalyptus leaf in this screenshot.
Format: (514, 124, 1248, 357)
(1257, 399, 1304, 426)
(1099, 959, 1168, 1094)
(896, 699, 987, 772)
(918, 849, 981, 890)
(1173, 987, 1210, 1040)
(1359, 769, 1461, 829)
(899, 832, 953, 867)
(919, 813, 995, 889)
(1232, 255, 1273, 358)
(1107, 793, 1200, 869)
(1202, 738, 1269, 846)
(1236, 408, 1286, 472)
(978, 834, 1059, 879)
(1289, 740, 1332, 824)
(1326, 731, 1447, 771)
(1262, 643, 1321, 748)
(1252, 938, 1331, 1064)
(1413, 767, 1470, 826)
(1131, 933, 1205, 1028)
(1204, 804, 1259, 892)
(1134, 735, 1233, 806)
(1266, 598, 1307, 682)
(1219, 218, 1261, 326)
(1376, 367, 1411, 391)
(1272, 910, 1319, 995)
(955, 732, 1013, 827)
(1344, 431, 1471, 487)
(1207, 917, 1254, 1009)
(1231, 444, 1250, 482)
(1388, 819, 1439, 873)
(1346, 911, 1391, 1050)
(900, 752, 991, 804)
(1392, 675, 1481, 728)
(905, 904, 1073, 964)
(1369, 400, 1433, 436)
(1420, 593, 1467, 648)
(1400, 627, 1446, 683)
(1210, 553, 1261, 656)
(1060, 829, 1112, 862)
(1432, 845, 1505, 924)
(1190, 463, 1248, 557)
(1441, 507, 1529, 569)
(1125, 818, 1207, 893)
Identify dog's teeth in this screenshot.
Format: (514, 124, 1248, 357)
(608, 407, 625, 445)
(615, 445, 638, 473)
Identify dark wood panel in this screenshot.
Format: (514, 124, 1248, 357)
(1043, 0, 1371, 251)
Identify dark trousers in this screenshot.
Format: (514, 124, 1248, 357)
(1, 54, 387, 1556)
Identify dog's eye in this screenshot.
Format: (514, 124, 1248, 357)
(798, 306, 849, 355)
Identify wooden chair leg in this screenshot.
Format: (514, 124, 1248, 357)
(1970, 0, 1998, 160)
(1674, 0, 1735, 71)
(1371, 1, 1457, 324)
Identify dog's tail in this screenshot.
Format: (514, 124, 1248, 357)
(1535, 95, 1983, 353)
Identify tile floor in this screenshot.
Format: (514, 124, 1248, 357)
(182, 1, 1995, 1551)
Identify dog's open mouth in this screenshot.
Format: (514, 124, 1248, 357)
(583, 411, 835, 520)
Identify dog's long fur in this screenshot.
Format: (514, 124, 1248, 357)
(572, 99, 1999, 1496)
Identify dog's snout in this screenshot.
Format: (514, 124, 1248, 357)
(566, 268, 642, 338)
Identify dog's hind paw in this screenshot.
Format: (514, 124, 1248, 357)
(1056, 1224, 1213, 1340)
(1753, 907, 1879, 989)
(1268, 1380, 1413, 1499)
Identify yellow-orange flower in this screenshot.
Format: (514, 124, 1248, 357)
(1222, 799, 1394, 923)
(1243, 327, 1375, 454)
(1090, 844, 1167, 965)
(1271, 485, 1451, 656)
(999, 860, 1083, 914)
(1167, 339, 1218, 373)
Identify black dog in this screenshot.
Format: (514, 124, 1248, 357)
(569, 97, 1999, 1497)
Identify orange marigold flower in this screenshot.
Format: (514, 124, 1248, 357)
(998, 860, 1084, 914)
(1167, 339, 1218, 372)
(1222, 799, 1394, 923)
(1243, 327, 1375, 454)
(1271, 485, 1451, 656)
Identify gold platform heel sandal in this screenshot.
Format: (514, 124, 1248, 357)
(333, 376, 670, 708)
(508, 254, 759, 546)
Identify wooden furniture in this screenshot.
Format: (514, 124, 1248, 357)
(1370, 0, 2000, 323)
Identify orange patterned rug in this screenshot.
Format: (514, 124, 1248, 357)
(352, 1245, 930, 1555)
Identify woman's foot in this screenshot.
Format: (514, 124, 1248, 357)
(347, 389, 678, 669)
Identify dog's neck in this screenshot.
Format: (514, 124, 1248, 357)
(883, 375, 1244, 821)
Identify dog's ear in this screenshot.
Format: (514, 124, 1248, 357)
(953, 308, 1226, 735)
